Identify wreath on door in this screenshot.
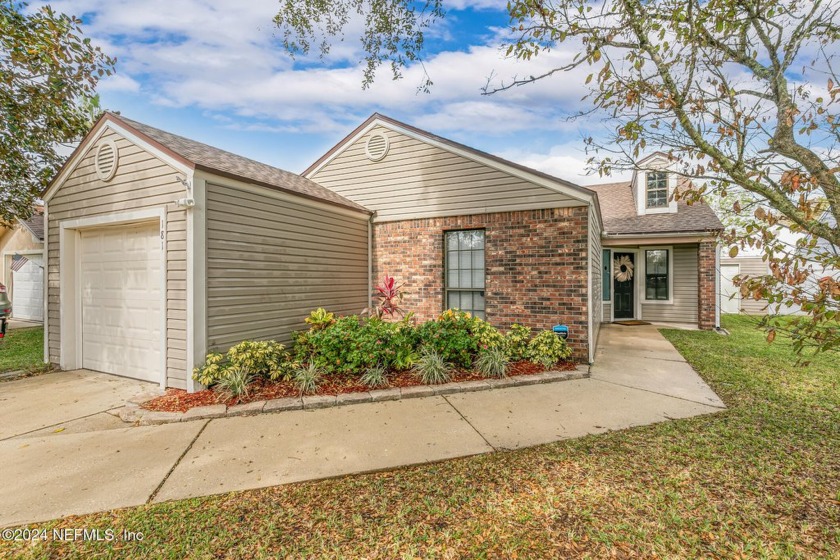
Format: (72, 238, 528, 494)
(613, 255, 634, 283)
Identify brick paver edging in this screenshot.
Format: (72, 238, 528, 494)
(117, 366, 590, 426)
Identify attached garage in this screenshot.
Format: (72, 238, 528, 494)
(44, 113, 370, 390)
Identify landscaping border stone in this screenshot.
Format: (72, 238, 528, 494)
(116, 365, 590, 426)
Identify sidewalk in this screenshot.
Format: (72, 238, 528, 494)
(0, 325, 725, 527)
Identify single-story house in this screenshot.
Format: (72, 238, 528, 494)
(1, 210, 45, 322)
(43, 112, 723, 391)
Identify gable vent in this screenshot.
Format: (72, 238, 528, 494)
(365, 133, 390, 161)
(95, 139, 119, 182)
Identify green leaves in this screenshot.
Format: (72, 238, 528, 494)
(1, 1, 113, 222)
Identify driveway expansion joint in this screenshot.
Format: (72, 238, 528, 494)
(147, 419, 210, 504)
(122, 367, 591, 426)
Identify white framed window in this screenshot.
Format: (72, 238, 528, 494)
(641, 246, 673, 304)
(646, 171, 668, 208)
(445, 230, 485, 319)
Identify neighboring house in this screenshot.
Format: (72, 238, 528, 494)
(720, 211, 838, 315)
(0, 210, 45, 322)
(44, 113, 723, 391)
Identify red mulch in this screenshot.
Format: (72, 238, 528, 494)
(142, 360, 578, 413)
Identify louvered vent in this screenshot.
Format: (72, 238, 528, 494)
(365, 133, 390, 161)
(95, 140, 119, 181)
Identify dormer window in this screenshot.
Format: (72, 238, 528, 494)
(646, 171, 668, 208)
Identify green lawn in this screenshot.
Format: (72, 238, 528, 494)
(2, 316, 838, 558)
(0, 326, 48, 374)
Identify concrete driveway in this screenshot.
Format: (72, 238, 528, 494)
(0, 325, 725, 527)
(0, 370, 155, 440)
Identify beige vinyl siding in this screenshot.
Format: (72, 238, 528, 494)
(310, 126, 583, 221)
(723, 256, 771, 315)
(640, 244, 699, 323)
(46, 129, 188, 388)
(589, 205, 602, 357)
(603, 302, 612, 322)
(205, 183, 369, 350)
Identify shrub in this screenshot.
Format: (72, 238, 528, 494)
(294, 363, 322, 395)
(360, 364, 388, 388)
(470, 316, 505, 350)
(213, 367, 254, 400)
(504, 324, 532, 360)
(193, 340, 295, 386)
(527, 330, 572, 368)
(364, 274, 407, 318)
(417, 309, 480, 367)
(304, 308, 335, 331)
(294, 316, 418, 374)
(413, 347, 452, 385)
(475, 347, 509, 378)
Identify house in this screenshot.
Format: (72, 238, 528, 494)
(44, 113, 722, 391)
(0, 210, 45, 322)
(720, 210, 837, 315)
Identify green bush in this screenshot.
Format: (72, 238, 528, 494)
(475, 347, 509, 378)
(304, 308, 335, 331)
(527, 330, 572, 368)
(193, 340, 295, 386)
(360, 364, 388, 388)
(413, 347, 452, 385)
(416, 309, 492, 367)
(504, 324, 532, 360)
(213, 367, 254, 400)
(294, 316, 418, 374)
(294, 363, 322, 395)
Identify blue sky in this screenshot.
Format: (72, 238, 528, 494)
(38, 0, 627, 184)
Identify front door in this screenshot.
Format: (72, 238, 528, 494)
(613, 252, 635, 319)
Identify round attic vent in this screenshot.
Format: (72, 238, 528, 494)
(95, 139, 119, 182)
(365, 132, 390, 161)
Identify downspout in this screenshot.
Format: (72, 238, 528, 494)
(368, 211, 377, 307)
(715, 240, 721, 329)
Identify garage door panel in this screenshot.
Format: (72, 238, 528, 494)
(11, 256, 44, 321)
(80, 223, 162, 383)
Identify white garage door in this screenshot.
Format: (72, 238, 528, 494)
(720, 264, 741, 314)
(12, 255, 44, 321)
(79, 223, 163, 382)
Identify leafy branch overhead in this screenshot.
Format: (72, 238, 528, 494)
(0, 1, 113, 223)
(273, 0, 443, 90)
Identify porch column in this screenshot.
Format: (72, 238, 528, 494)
(698, 239, 717, 329)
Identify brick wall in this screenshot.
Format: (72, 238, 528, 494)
(372, 207, 591, 361)
(698, 239, 718, 329)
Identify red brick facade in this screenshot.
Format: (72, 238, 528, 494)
(698, 239, 718, 329)
(372, 207, 591, 361)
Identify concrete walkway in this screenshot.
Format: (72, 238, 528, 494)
(0, 325, 725, 527)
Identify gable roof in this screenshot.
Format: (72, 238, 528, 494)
(19, 211, 44, 242)
(585, 180, 723, 235)
(304, 113, 601, 224)
(45, 113, 370, 214)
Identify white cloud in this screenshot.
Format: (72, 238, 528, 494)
(496, 142, 633, 186)
(32, 0, 603, 138)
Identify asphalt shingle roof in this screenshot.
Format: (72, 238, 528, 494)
(113, 114, 371, 214)
(21, 212, 44, 241)
(585, 180, 723, 235)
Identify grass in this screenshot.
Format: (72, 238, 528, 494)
(1, 316, 838, 558)
(0, 326, 48, 374)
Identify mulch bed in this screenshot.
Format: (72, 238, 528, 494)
(142, 360, 577, 413)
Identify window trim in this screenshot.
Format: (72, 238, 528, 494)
(645, 171, 669, 209)
(602, 249, 611, 302)
(641, 245, 674, 304)
(443, 229, 487, 319)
